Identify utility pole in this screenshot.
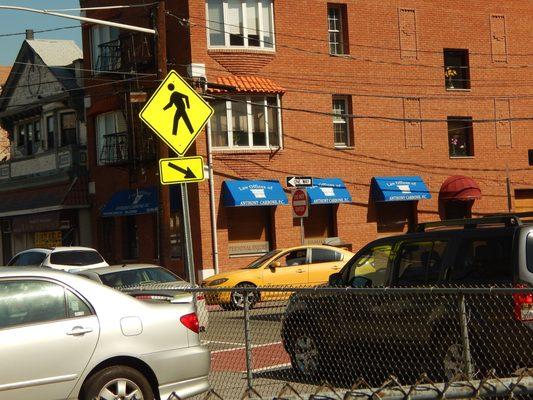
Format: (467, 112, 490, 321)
(156, 0, 171, 269)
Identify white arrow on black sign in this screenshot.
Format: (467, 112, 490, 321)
(286, 176, 313, 188)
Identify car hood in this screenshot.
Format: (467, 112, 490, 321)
(203, 269, 256, 285)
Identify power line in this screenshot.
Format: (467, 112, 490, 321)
(0, 25, 80, 38)
(166, 12, 533, 71)
(44, 3, 158, 12)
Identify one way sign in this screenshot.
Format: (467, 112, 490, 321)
(286, 176, 313, 188)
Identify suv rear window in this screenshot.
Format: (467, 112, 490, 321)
(449, 235, 513, 284)
(50, 251, 104, 266)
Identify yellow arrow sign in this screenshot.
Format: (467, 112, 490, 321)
(159, 156, 206, 185)
(140, 70, 214, 155)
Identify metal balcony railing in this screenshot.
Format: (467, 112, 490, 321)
(99, 132, 130, 165)
(95, 39, 122, 72)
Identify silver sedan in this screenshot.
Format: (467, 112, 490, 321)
(0, 268, 210, 400)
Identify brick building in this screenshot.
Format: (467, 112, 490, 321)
(80, 0, 533, 280)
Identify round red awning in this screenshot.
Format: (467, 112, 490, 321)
(439, 175, 482, 201)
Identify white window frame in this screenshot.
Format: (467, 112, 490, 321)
(90, 25, 120, 73)
(328, 5, 344, 55)
(212, 95, 282, 150)
(332, 96, 350, 147)
(206, 0, 276, 50)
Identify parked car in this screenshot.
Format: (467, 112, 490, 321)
(281, 214, 533, 384)
(75, 264, 208, 330)
(0, 267, 210, 400)
(7, 246, 108, 271)
(202, 245, 354, 310)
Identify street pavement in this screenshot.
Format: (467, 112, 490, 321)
(195, 301, 321, 399)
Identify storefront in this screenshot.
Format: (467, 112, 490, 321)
(304, 178, 352, 245)
(438, 175, 482, 219)
(371, 176, 432, 232)
(222, 180, 288, 257)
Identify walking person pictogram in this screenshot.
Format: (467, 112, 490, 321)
(163, 83, 194, 136)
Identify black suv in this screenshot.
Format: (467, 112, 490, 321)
(281, 214, 533, 385)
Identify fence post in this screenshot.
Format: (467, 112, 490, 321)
(458, 294, 474, 378)
(243, 288, 253, 390)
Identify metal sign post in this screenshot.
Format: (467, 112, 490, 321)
(181, 183, 195, 285)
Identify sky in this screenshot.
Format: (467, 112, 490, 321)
(0, 1, 82, 65)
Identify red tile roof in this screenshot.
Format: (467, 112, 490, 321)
(210, 75, 284, 94)
(0, 66, 11, 87)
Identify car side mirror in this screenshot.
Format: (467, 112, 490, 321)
(328, 272, 344, 287)
(349, 276, 372, 288)
(269, 261, 281, 271)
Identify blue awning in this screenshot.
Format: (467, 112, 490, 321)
(372, 176, 431, 202)
(307, 178, 352, 204)
(223, 180, 288, 207)
(102, 187, 158, 217)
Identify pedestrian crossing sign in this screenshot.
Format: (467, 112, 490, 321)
(139, 70, 214, 155)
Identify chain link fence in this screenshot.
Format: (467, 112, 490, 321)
(123, 285, 533, 399)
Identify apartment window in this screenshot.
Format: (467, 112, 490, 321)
(16, 119, 41, 156)
(328, 4, 347, 55)
(332, 96, 351, 147)
(210, 96, 281, 149)
(444, 49, 470, 90)
(207, 0, 275, 49)
(91, 25, 120, 72)
(60, 112, 77, 146)
(448, 117, 474, 157)
(46, 115, 55, 149)
(96, 111, 128, 165)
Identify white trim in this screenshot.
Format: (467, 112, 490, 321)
(0, 205, 89, 218)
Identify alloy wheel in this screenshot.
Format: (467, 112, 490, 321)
(97, 378, 144, 400)
(294, 335, 319, 375)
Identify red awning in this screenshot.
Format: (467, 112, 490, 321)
(208, 75, 285, 94)
(439, 175, 482, 201)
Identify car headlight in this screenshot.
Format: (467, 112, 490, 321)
(208, 278, 229, 286)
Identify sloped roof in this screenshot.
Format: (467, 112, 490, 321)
(209, 76, 285, 94)
(26, 39, 82, 67)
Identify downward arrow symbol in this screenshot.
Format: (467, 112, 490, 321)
(168, 162, 197, 179)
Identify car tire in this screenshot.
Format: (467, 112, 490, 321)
(285, 321, 327, 380)
(81, 365, 154, 400)
(230, 283, 258, 310)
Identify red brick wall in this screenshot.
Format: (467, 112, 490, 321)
(81, 0, 533, 277)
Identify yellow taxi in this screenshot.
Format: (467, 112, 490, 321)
(202, 245, 354, 309)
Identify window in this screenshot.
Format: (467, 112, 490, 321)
(207, 0, 275, 49)
(448, 117, 474, 157)
(17, 125, 25, 148)
(304, 205, 336, 243)
(96, 111, 128, 165)
(122, 216, 138, 260)
(332, 96, 351, 147)
(16, 251, 47, 266)
(65, 290, 92, 318)
(396, 241, 447, 286)
(60, 112, 77, 146)
(449, 236, 513, 284)
(46, 115, 55, 149)
(100, 267, 178, 288)
(328, 4, 347, 55)
(91, 25, 120, 72)
(210, 96, 281, 149)
(279, 249, 308, 267)
(444, 49, 470, 90)
(16, 120, 42, 156)
(348, 244, 392, 286)
(0, 280, 66, 329)
(50, 251, 104, 266)
(527, 234, 533, 273)
(311, 248, 343, 263)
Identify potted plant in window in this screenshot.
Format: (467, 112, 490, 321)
(445, 67, 458, 89)
(450, 134, 466, 156)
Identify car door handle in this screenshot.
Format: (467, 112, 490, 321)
(67, 326, 93, 336)
(332, 265, 341, 270)
(296, 269, 305, 273)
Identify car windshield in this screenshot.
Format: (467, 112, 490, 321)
(50, 251, 104, 266)
(243, 250, 281, 269)
(100, 267, 181, 288)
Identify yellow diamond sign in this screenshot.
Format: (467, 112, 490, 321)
(159, 156, 205, 185)
(140, 70, 214, 155)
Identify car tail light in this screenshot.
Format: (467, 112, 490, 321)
(513, 284, 533, 322)
(180, 312, 200, 334)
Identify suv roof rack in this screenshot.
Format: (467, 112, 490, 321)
(411, 211, 533, 233)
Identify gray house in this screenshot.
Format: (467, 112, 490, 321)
(0, 31, 91, 264)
